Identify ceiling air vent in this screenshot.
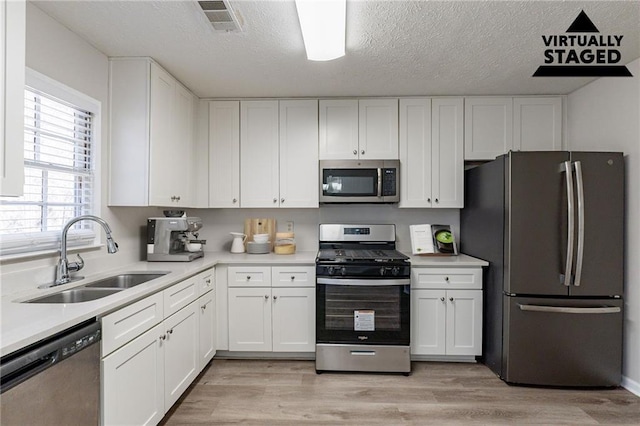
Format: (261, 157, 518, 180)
(198, 0, 243, 32)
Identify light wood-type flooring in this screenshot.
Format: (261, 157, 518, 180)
(161, 360, 640, 425)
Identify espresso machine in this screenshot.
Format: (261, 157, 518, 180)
(146, 217, 205, 261)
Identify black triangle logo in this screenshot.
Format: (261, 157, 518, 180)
(566, 10, 600, 33)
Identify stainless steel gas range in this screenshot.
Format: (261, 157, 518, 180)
(315, 224, 411, 374)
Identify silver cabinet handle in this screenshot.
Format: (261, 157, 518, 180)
(273, 295, 278, 300)
(353, 150, 357, 155)
(159, 334, 166, 341)
(291, 276, 295, 281)
(445, 277, 449, 282)
(281, 198, 285, 203)
(361, 150, 365, 155)
(427, 198, 431, 203)
(264, 295, 269, 300)
(176, 196, 181, 201)
(201, 305, 206, 311)
(435, 198, 439, 203)
(563, 160, 575, 287)
(246, 276, 251, 281)
(273, 198, 278, 203)
(205, 278, 211, 285)
(518, 304, 621, 314)
(232, 198, 237, 203)
(574, 161, 585, 287)
(167, 329, 173, 335)
(440, 297, 445, 302)
(449, 297, 454, 302)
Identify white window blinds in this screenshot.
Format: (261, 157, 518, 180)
(0, 88, 96, 255)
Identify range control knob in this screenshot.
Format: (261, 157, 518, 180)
(392, 267, 400, 276)
(327, 267, 335, 276)
(379, 267, 386, 276)
(340, 267, 347, 276)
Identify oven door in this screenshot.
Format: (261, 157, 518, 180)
(316, 278, 410, 345)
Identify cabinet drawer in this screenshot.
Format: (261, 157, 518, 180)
(228, 266, 271, 287)
(412, 268, 482, 290)
(196, 268, 214, 296)
(164, 275, 199, 317)
(271, 266, 315, 287)
(101, 292, 164, 356)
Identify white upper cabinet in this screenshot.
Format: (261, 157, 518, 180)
(208, 101, 240, 208)
(358, 99, 399, 159)
(0, 0, 25, 197)
(279, 100, 319, 207)
(239, 99, 319, 208)
(319, 99, 358, 159)
(320, 98, 399, 160)
(399, 98, 463, 208)
(464, 97, 513, 161)
(240, 100, 280, 208)
(465, 96, 564, 160)
(513, 97, 563, 152)
(109, 58, 195, 207)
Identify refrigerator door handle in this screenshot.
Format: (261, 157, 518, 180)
(573, 161, 585, 287)
(562, 160, 575, 286)
(518, 304, 621, 314)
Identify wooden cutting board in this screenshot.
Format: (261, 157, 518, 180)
(244, 218, 276, 250)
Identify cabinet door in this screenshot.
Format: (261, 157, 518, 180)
(171, 83, 195, 206)
(445, 290, 482, 356)
(148, 62, 178, 206)
(399, 98, 432, 208)
(164, 302, 199, 410)
(102, 324, 165, 426)
(0, 0, 25, 197)
(228, 287, 272, 351)
(359, 99, 399, 159)
(464, 97, 513, 160)
(411, 289, 447, 355)
(513, 97, 563, 152)
(319, 99, 358, 159)
(272, 287, 315, 352)
(198, 291, 216, 371)
(432, 98, 464, 208)
(209, 101, 240, 208)
(279, 100, 319, 207)
(240, 100, 280, 207)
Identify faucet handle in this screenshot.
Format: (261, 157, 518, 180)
(68, 254, 85, 273)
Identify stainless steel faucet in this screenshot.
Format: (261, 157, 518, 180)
(54, 215, 119, 286)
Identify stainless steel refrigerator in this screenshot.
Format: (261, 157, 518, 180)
(461, 151, 624, 387)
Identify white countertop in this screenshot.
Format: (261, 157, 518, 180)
(0, 250, 486, 356)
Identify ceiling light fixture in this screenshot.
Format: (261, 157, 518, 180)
(294, 0, 346, 61)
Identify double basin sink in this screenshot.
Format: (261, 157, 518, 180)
(26, 272, 169, 304)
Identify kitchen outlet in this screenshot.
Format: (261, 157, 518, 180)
(286, 221, 294, 233)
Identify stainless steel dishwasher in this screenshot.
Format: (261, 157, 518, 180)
(0, 319, 101, 425)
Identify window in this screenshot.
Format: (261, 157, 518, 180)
(0, 74, 98, 256)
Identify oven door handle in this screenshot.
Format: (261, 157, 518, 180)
(317, 278, 410, 286)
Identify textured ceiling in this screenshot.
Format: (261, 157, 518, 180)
(32, 0, 640, 98)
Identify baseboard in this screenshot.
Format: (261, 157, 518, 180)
(410, 355, 478, 363)
(622, 375, 640, 397)
(215, 351, 315, 360)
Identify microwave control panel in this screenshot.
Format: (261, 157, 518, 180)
(382, 168, 397, 196)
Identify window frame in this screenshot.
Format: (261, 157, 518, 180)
(0, 68, 102, 258)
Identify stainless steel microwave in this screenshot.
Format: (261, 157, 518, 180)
(319, 160, 400, 203)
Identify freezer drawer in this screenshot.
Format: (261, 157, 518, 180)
(503, 296, 622, 387)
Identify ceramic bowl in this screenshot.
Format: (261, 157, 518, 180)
(253, 233, 269, 243)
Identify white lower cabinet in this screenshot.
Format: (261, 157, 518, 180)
(102, 323, 165, 426)
(411, 268, 483, 357)
(227, 265, 315, 353)
(101, 268, 215, 425)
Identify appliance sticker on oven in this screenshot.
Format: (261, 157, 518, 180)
(354, 310, 375, 331)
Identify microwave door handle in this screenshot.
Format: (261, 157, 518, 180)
(377, 169, 383, 198)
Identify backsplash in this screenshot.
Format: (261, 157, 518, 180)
(190, 205, 460, 252)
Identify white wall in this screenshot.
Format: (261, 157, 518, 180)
(567, 58, 640, 395)
(0, 4, 161, 292)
